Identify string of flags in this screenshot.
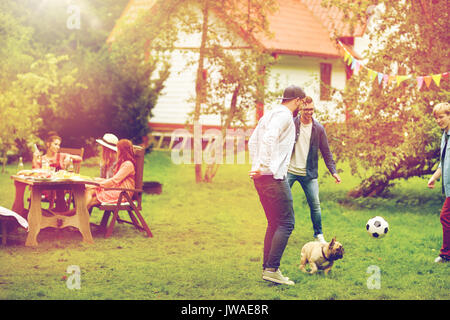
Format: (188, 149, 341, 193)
(338, 41, 448, 90)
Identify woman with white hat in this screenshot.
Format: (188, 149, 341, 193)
(96, 133, 118, 179)
(85, 139, 136, 210)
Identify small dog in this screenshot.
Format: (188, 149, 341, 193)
(299, 237, 344, 275)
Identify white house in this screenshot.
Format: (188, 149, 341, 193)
(108, 0, 366, 134)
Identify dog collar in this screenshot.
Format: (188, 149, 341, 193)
(321, 247, 330, 261)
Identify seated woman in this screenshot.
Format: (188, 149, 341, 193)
(85, 139, 136, 210)
(32, 134, 82, 171)
(96, 133, 118, 179)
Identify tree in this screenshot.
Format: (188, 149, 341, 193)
(35, 45, 169, 155)
(0, 0, 172, 162)
(0, 2, 35, 92)
(159, 0, 278, 182)
(323, 0, 450, 197)
(12, 0, 170, 155)
(0, 54, 78, 171)
(0, 1, 35, 170)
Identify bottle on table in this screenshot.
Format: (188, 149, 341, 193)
(17, 157, 24, 172)
(67, 158, 74, 173)
(42, 157, 50, 171)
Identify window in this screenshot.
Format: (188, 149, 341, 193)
(320, 63, 332, 101)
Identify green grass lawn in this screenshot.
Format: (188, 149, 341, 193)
(0, 151, 449, 300)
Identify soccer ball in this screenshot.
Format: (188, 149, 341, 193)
(366, 216, 389, 238)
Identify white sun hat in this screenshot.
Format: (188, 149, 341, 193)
(96, 133, 118, 152)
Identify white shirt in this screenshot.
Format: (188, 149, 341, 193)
(288, 121, 312, 176)
(248, 104, 296, 179)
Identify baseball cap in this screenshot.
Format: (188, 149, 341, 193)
(281, 85, 306, 100)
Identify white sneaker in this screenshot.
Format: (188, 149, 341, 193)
(262, 269, 295, 285)
(315, 234, 327, 244)
(434, 256, 449, 263)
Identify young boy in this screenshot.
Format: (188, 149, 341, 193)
(428, 101, 450, 263)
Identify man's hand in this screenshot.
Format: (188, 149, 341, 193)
(249, 170, 262, 180)
(332, 173, 341, 184)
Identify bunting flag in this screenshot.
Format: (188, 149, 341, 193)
(396, 75, 410, 87)
(424, 75, 432, 88)
(368, 68, 377, 81)
(432, 74, 442, 86)
(377, 72, 383, 84)
(416, 76, 424, 90)
(337, 41, 449, 90)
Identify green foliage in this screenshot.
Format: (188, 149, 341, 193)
(37, 44, 169, 155)
(0, 0, 170, 158)
(323, 0, 450, 197)
(27, 0, 169, 151)
(0, 54, 78, 171)
(0, 2, 34, 90)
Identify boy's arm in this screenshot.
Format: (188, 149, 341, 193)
(428, 167, 442, 189)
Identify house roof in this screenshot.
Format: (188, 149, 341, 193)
(300, 0, 365, 38)
(109, 0, 364, 58)
(255, 0, 339, 58)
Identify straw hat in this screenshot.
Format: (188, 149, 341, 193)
(96, 133, 118, 152)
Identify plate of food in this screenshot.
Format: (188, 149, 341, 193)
(33, 177, 52, 182)
(17, 169, 53, 180)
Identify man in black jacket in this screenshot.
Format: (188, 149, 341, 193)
(287, 96, 341, 243)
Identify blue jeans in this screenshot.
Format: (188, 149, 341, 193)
(254, 175, 295, 269)
(287, 172, 322, 237)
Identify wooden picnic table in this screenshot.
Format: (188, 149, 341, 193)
(11, 175, 99, 247)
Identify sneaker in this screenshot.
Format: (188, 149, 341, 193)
(262, 268, 291, 280)
(315, 234, 327, 244)
(434, 256, 450, 263)
(262, 269, 294, 285)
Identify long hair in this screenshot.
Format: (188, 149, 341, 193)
(101, 146, 116, 168)
(115, 139, 135, 174)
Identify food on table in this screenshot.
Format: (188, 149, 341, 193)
(17, 169, 52, 179)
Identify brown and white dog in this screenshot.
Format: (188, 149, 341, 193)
(299, 237, 344, 275)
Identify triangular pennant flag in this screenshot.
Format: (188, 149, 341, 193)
(383, 74, 389, 85)
(377, 72, 383, 84)
(431, 74, 442, 87)
(443, 72, 449, 81)
(347, 55, 353, 66)
(396, 75, 410, 87)
(354, 61, 361, 74)
(424, 75, 432, 87)
(344, 52, 351, 64)
(368, 69, 377, 81)
(416, 76, 424, 90)
(351, 59, 356, 70)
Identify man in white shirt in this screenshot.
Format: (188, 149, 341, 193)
(248, 85, 306, 285)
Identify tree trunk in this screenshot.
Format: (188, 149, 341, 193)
(193, 0, 209, 183)
(348, 158, 438, 198)
(203, 83, 240, 183)
(1, 152, 6, 174)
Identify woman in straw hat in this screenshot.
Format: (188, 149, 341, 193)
(96, 133, 118, 179)
(85, 139, 136, 209)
